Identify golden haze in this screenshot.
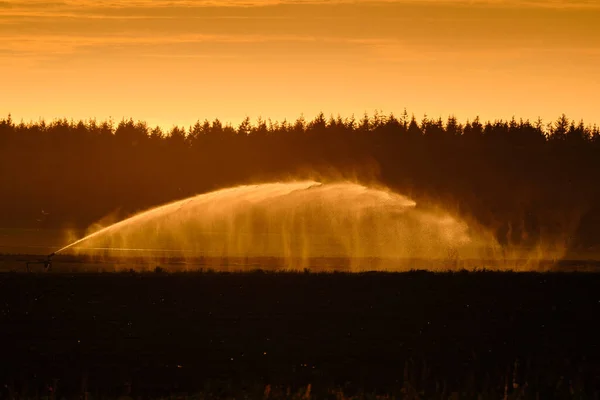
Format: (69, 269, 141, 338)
(57, 181, 561, 272)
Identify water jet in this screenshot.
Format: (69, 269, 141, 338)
(54, 181, 500, 271)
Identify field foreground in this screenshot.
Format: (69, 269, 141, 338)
(0, 270, 598, 399)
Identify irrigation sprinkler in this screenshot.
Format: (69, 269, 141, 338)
(25, 252, 54, 272)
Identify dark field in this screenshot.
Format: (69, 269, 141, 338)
(1, 270, 599, 399)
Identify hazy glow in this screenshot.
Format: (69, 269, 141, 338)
(58, 181, 501, 271)
(1, 0, 599, 128)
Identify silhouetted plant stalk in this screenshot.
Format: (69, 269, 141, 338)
(5, 367, 595, 399)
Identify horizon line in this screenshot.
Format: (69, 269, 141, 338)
(3, 110, 599, 132)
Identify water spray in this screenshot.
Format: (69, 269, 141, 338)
(51, 181, 501, 271)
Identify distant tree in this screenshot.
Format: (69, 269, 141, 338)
(254, 117, 269, 137)
(445, 115, 462, 138)
(167, 126, 187, 147)
(358, 113, 371, 134)
(592, 125, 600, 145)
(237, 116, 252, 137)
(149, 126, 164, 142)
(307, 112, 326, 133)
(292, 115, 306, 135)
(406, 115, 422, 140)
(566, 120, 589, 143)
(463, 116, 483, 142)
(550, 114, 569, 141)
(114, 118, 149, 148)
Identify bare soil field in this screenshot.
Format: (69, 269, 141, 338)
(0, 268, 599, 398)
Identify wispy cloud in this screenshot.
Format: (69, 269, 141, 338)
(2, 0, 600, 14)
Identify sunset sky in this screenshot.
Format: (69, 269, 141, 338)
(1, 0, 599, 130)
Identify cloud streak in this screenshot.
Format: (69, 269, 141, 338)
(2, 0, 600, 15)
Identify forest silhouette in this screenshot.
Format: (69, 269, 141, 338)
(1, 112, 599, 258)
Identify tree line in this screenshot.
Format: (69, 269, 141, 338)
(1, 111, 599, 255)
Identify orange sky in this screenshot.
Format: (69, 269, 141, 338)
(1, 0, 599, 129)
